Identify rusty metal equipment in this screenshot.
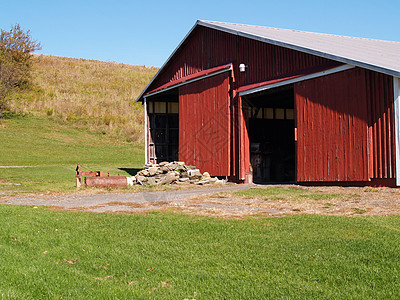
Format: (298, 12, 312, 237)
(75, 163, 127, 188)
(85, 176, 128, 188)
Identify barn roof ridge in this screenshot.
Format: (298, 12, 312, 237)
(197, 20, 400, 78)
(199, 20, 400, 45)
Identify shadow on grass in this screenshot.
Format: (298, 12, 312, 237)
(118, 168, 141, 176)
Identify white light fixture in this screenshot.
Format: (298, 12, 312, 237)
(239, 63, 247, 72)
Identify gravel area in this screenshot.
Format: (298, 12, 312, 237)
(0, 184, 259, 215)
(1, 184, 399, 218)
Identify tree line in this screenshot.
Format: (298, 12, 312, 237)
(0, 24, 41, 114)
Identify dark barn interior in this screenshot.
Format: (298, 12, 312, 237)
(146, 90, 179, 163)
(245, 86, 295, 183)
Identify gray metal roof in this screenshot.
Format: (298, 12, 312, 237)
(199, 20, 400, 78)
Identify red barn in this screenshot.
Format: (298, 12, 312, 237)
(137, 20, 400, 187)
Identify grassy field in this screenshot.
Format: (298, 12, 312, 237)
(1, 54, 399, 299)
(0, 114, 143, 192)
(0, 205, 399, 299)
(6, 55, 157, 142)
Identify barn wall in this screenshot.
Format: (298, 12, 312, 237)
(395, 77, 400, 186)
(148, 26, 340, 93)
(366, 71, 395, 180)
(295, 68, 397, 183)
(179, 72, 231, 176)
(295, 68, 369, 182)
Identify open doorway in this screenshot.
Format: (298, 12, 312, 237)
(146, 89, 179, 163)
(245, 86, 295, 183)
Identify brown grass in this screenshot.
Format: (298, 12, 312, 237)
(8, 54, 158, 142)
(106, 201, 147, 208)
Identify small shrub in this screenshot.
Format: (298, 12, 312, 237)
(45, 108, 53, 116)
(0, 110, 25, 119)
(0, 24, 41, 111)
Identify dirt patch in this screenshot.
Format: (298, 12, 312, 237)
(187, 185, 400, 217)
(106, 201, 149, 208)
(1, 184, 399, 218)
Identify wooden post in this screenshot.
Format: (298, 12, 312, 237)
(75, 163, 82, 189)
(76, 177, 81, 189)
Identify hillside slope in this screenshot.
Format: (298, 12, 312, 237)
(7, 55, 158, 142)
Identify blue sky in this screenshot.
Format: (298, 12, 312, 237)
(1, 0, 399, 67)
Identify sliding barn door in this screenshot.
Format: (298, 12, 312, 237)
(179, 73, 230, 176)
(295, 68, 369, 182)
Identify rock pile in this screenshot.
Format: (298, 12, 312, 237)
(127, 161, 225, 186)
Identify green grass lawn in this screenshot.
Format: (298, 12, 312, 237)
(0, 115, 144, 192)
(0, 205, 399, 299)
(1, 113, 400, 299)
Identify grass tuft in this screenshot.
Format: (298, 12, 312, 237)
(353, 208, 368, 214)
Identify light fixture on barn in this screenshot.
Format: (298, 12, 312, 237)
(239, 63, 247, 72)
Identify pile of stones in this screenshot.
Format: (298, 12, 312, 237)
(127, 161, 225, 186)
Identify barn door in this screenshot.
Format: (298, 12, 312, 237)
(295, 68, 369, 182)
(179, 72, 231, 176)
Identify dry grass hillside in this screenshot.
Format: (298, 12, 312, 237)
(8, 55, 158, 142)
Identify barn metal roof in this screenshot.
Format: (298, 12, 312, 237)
(137, 20, 400, 102)
(199, 20, 400, 78)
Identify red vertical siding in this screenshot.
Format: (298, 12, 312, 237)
(295, 68, 369, 182)
(366, 71, 395, 179)
(179, 72, 230, 176)
(147, 25, 339, 180)
(149, 26, 339, 93)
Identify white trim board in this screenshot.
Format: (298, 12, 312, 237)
(143, 65, 232, 99)
(239, 65, 354, 97)
(394, 77, 400, 186)
(144, 98, 148, 164)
